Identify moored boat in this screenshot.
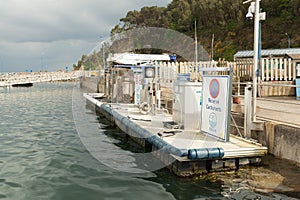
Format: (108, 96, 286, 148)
(11, 82, 33, 87)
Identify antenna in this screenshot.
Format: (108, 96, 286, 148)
(211, 34, 214, 61)
(195, 19, 198, 64)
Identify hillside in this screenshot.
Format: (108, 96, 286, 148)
(111, 0, 300, 61)
(73, 0, 300, 70)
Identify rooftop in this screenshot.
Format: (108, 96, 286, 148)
(234, 48, 300, 58)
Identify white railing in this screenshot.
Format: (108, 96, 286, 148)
(261, 58, 297, 81)
(235, 58, 253, 81)
(157, 61, 227, 83)
(235, 58, 298, 82)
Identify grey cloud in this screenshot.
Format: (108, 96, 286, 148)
(0, 0, 171, 72)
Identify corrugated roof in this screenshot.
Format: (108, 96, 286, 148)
(234, 48, 300, 58)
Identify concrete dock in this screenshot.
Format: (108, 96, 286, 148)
(232, 96, 300, 164)
(256, 97, 300, 127)
(232, 96, 300, 127)
(84, 93, 267, 177)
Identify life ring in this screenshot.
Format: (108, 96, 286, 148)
(139, 102, 151, 115)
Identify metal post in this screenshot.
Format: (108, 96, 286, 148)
(226, 68, 233, 142)
(195, 20, 198, 65)
(244, 83, 252, 138)
(211, 34, 214, 61)
(102, 43, 105, 69)
(257, 20, 262, 98)
(252, 0, 260, 122)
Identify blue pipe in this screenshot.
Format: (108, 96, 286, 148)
(188, 148, 224, 160)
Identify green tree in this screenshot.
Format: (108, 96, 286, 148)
(106, 0, 300, 61)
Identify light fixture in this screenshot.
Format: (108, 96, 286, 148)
(246, 2, 255, 19)
(246, 12, 254, 19)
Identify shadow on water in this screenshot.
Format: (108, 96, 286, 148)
(96, 115, 145, 154)
(92, 109, 300, 199)
(144, 162, 300, 200)
(81, 85, 300, 199)
(147, 169, 225, 200)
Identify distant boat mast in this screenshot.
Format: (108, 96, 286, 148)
(195, 19, 198, 65)
(211, 33, 214, 61)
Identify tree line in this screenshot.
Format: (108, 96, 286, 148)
(74, 0, 300, 70)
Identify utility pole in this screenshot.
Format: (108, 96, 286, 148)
(244, 0, 265, 122)
(243, 0, 266, 136)
(252, 0, 260, 121)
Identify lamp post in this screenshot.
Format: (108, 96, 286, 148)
(194, 20, 198, 67)
(253, 0, 260, 122)
(102, 42, 105, 69)
(100, 36, 105, 69)
(244, 0, 266, 122)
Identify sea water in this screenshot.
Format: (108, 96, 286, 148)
(0, 82, 299, 200)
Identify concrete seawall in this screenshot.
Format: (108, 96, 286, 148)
(265, 123, 300, 163)
(231, 112, 300, 164)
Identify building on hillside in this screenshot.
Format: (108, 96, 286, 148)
(234, 48, 300, 64)
(233, 48, 300, 96)
(233, 48, 300, 82)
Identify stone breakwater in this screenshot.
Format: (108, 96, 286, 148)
(0, 71, 82, 87)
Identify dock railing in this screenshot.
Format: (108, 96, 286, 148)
(235, 57, 298, 82)
(149, 59, 298, 98)
(157, 60, 235, 83)
(156, 60, 236, 112)
(233, 58, 299, 96)
(153, 60, 299, 136)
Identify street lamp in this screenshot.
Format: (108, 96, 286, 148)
(244, 0, 266, 122)
(100, 36, 105, 69)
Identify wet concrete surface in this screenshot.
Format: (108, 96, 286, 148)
(201, 155, 300, 199)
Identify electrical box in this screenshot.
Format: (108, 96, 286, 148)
(296, 63, 300, 77)
(173, 81, 202, 130)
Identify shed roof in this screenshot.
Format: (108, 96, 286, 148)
(234, 48, 300, 58)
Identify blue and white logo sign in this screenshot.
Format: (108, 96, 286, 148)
(209, 112, 217, 128)
(208, 112, 217, 133)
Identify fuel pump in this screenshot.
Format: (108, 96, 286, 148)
(139, 66, 156, 114)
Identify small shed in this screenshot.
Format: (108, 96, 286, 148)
(234, 48, 300, 63)
(234, 48, 300, 96)
(233, 48, 300, 82)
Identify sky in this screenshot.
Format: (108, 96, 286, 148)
(0, 0, 171, 72)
